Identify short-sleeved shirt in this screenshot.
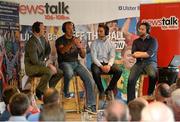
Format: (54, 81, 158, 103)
(55, 35, 79, 63)
(132, 35, 158, 63)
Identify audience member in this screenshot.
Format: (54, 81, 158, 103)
(170, 89, 180, 121)
(128, 97, 147, 121)
(105, 100, 130, 121)
(169, 78, 180, 93)
(0, 86, 19, 121)
(155, 83, 170, 104)
(39, 103, 65, 121)
(141, 101, 174, 122)
(27, 88, 60, 121)
(43, 87, 60, 105)
(21, 90, 40, 114)
(8, 93, 30, 121)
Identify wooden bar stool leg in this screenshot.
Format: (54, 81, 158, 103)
(94, 85, 99, 111)
(73, 76, 80, 113)
(31, 77, 36, 95)
(111, 91, 115, 100)
(138, 75, 145, 97)
(59, 80, 64, 108)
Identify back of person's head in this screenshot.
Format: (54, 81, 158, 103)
(43, 88, 60, 104)
(169, 78, 180, 94)
(155, 83, 170, 102)
(21, 89, 34, 105)
(2, 86, 20, 105)
(141, 101, 174, 122)
(9, 93, 30, 116)
(171, 89, 180, 107)
(39, 103, 65, 121)
(128, 98, 147, 121)
(176, 78, 180, 88)
(105, 100, 130, 121)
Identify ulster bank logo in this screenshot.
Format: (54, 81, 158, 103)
(19, 2, 70, 20)
(142, 16, 179, 30)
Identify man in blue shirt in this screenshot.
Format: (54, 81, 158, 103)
(127, 22, 158, 103)
(91, 24, 122, 99)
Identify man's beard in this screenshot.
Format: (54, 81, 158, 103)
(139, 33, 146, 37)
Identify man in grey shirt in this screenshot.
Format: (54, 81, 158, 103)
(91, 23, 122, 99)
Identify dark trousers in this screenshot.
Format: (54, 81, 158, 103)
(91, 63, 122, 93)
(127, 62, 157, 103)
(26, 65, 63, 93)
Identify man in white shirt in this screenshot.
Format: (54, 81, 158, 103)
(91, 23, 122, 99)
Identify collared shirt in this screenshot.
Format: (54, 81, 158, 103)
(91, 38, 115, 67)
(132, 35, 158, 63)
(8, 116, 28, 122)
(33, 34, 44, 50)
(0, 108, 10, 121)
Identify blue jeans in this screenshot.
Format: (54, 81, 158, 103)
(127, 61, 157, 103)
(59, 61, 95, 106)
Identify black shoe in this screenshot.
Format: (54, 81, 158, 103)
(36, 89, 43, 100)
(85, 105, 97, 115)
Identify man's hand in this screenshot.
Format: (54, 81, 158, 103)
(47, 64, 57, 75)
(132, 51, 149, 58)
(73, 37, 84, 49)
(100, 65, 111, 73)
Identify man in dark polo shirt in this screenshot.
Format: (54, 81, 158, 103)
(55, 21, 96, 114)
(127, 22, 158, 103)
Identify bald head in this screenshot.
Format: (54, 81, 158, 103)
(134, 97, 148, 106)
(105, 100, 130, 121)
(141, 102, 174, 122)
(155, 83, 170, 102)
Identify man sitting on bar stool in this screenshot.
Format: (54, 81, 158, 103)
(24, 21, 63, 100)
(55, 21, 96, 114)
(91, 23, 122, 100)
(127, 22, 158, 103)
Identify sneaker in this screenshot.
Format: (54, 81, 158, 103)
(36, 89, 43, 100)
(85, 105, 97, 115)
(64, 93, 74, 99)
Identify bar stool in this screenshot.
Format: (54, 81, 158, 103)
(95, 74, 115, 111)
(138, 74, 148, 97)
(30, 77, 41, 95)
(59, 75, 85, 113)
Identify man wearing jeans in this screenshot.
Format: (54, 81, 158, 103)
(127, 22, 158, 103)
(55, 21, 96, 114)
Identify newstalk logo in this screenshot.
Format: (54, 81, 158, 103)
(142, 16, 179, 30)
(19, 2, 70, 20)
